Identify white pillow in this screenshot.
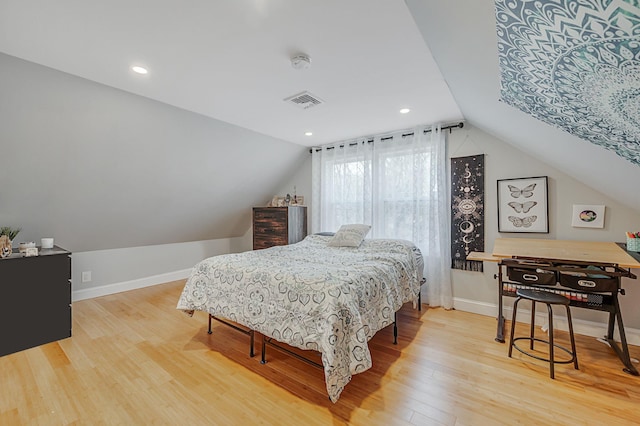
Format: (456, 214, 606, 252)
(327, 224, 371, 247)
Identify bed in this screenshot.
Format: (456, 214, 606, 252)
(176, 233, 424, 402)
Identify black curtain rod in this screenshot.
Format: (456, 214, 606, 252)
(309, 122, 464, 153)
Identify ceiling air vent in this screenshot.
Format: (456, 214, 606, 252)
(284, 91, 324, 110)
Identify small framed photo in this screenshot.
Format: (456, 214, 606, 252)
(497, 176, 549, 233)
(571, 204, 605, 228)
(24, 247, 39, 257)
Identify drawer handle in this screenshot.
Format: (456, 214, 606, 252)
(577, 280, 596, 288)
(522, 274, 539, 281)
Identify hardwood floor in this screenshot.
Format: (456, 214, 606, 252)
(1, 280, 639, 425)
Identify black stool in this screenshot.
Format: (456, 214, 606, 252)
(508, 288, 579, 378)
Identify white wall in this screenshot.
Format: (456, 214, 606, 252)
(449, 125, 640, 343)
(0, 52, 307, 253)
(275, 153, 313, 234)
(0, 51, 310, 304)
(71, 236, 243, 300)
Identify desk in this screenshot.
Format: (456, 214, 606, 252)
(468, 238, 640, 376)
(492, 238, 640, 268)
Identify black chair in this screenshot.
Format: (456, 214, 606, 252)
(508, 288, 579, 378)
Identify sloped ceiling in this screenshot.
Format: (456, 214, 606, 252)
(2, 0, 639, 254)
(0, 52, 307, 252)
(0, 0, 462, 146)
(495, 0, 640, 166)
(0, 0, 464, 252)
(406, 0, 640, 213)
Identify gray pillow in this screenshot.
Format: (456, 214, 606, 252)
(327, 224, 371, 247)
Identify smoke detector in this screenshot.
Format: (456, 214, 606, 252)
(291, 54, 311, 70)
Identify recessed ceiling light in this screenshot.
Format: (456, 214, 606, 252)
(305, 131, 313, 136)
(131, 66, 148, 75)
(399, 108, 411, 114)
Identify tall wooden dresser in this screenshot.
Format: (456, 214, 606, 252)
(253, 206, 307, 250)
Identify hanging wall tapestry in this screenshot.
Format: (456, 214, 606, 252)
(495, 0, 640, 166)
(451, 155, 485, 271)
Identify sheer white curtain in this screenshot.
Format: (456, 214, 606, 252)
(311, 137, 372, 233)
(311, 125, 452, 309)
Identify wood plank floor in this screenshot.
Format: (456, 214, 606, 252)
(1, 280, 639, 425)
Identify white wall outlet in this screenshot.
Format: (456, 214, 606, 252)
(81, 271, 92, 283)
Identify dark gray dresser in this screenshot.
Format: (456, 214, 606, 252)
(0, 247, 72, 357)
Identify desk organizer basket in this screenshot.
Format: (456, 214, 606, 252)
(507, 266, 556, 285)
(558, 270, 618, 292)
(627, 236, 640, 252)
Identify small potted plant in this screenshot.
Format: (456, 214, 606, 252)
(0, 227, 21, 258)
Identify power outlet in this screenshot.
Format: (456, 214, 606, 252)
(81, 271, 92, 283)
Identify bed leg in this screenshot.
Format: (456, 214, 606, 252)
(208, 314, 213, 334)
(418, 292, 422, 311)
(249, 330, 255, 357)
(260, 334, 267, 364)
(393, 312, 398, 345)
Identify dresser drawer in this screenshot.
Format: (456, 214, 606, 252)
(254, 209, 287, 222)
(253, 221, 287, 234)
(253, 236, 287, 250)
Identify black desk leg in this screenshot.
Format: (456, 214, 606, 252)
(496, 267, 505, 343)
(606, 295, 639, 376)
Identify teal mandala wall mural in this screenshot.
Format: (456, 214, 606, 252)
(495, 0, 640, 165)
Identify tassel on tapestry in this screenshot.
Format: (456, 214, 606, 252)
(451, 155, 485, 271)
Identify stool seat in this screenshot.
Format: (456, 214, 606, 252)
(508, 288, 578, 378)
(516, 288, 570, 306)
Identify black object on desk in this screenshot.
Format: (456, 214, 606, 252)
(618, 242, 640, 262)
(0, 246, 72, 357)
(496, 256, 638, 376)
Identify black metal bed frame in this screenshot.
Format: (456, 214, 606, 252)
(208, 315, 255, 358)
(206, 278, 426, 369)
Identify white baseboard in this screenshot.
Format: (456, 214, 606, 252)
(72, 268, 192, 302)
(453, 297, 640, 347)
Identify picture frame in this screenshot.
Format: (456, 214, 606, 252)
(24, 247, 39, 257)
(571, 204, 605, 228)
(497, 176, 549, 233)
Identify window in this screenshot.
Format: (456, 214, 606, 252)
(311, 124, 452, 307)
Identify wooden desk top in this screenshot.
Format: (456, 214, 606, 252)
(489, 238, 640, 269)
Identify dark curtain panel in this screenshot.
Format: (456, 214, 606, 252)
(451, 155, 485, 271)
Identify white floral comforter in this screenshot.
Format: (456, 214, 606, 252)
(176, 234, 423, 402)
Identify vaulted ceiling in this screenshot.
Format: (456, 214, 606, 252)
(0, 0, 462, 146)
(1, 0, 639, 236)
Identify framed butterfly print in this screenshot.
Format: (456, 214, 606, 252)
(497, 176, 549, 233)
